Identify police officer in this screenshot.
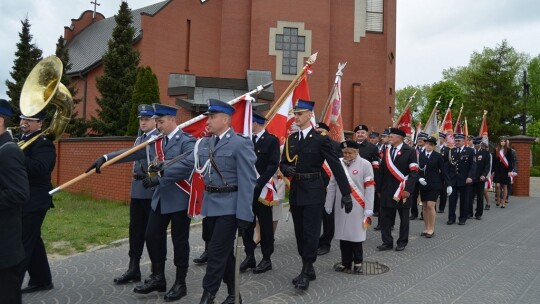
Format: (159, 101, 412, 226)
(17, 110, 56, 294)
(113, 105, 159, 285)
(146, 99, 257, 304)
(87, 104, 196, 302)
(469, 137, 490, 220)
(280, 99, 352, 291)
(446, 134, 476, 225)
(0, 99, 29, 304)
(240, 112, 280, 274)
(437, 132, 449, 213)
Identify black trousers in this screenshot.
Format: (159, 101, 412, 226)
(471, 182, 485, 217)
(439, 183, 447, 211)
(410, 186, 420, 217)
(318, 207, 334, 250)
(340, 240, 363, 268)
(201, 217, 212, 243)
(128, 198, 152, 259)
(145, 204, 190, 270)
(244, 201, 274, 258)
(203, 215, 237, 295)
(19, 211, 52, 286)
(449, 185, 471, 223)
(0, 264, 22, 304)
(290, 204, 324, 263)
(380, 207, 409, 247)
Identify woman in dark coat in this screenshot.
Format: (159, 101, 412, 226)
(418, 136, 451, 237)
(493, 136, 514, 208)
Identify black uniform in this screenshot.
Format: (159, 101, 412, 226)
(244, 130, 280, 261)
(418, 150, 450, 198)
(447, 146, 476, 224)
(470, 147, 491, 218)
(0, 131, 29, 303)
(411, 146, 425, 218)
(17, 131, 56, 288)
(438, 146, 450, 212)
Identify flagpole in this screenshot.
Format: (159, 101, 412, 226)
(393, 91, 416, 127)
(264, 52, 318, 122)
(423, 97, 441, 133)
(319, 62, 346, 121)
(453, 103, 464, 133)
(439, 97, 454, 131)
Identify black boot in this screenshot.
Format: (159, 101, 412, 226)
(239, 254, 256, 272)
(294, 262, 312, 290)
(292, 262, 316, 285)
(133, 262, 166, 294)
(113, 258, 141, 284)
(221, 282, 242, 304)
(200, 290, 215, 304)
(194, 243, 209, 265)
(163, 267, 187, 302)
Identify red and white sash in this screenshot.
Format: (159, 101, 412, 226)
(258, 177, 279, 206)
(498, 149, 509, 169)
(385, 147, 417, 202)
(339, 158, 370, 209)
(155, 137, 192, 196)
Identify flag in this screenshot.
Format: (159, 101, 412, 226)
(423, 104, 439, 138)
(479, 110, 489, 144)
(454, 104, 464, 134)
(464, 117, 469, 137)
(320, 63, 346, 143)
(395, 106, 412, 135)
(440, 99, 454, 143)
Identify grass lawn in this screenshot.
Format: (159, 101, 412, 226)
(42, 191, 130, 256)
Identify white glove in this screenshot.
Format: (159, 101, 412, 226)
(447, 186, 453, 196)
(419, 178, 427, 186)
(364, 209, 373, 218)
(325, 207, 333, 215)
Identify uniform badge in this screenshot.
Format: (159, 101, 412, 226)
(226, 133, 231, 138)
(352, 170, 358, 175)
(397, 151, 402, 156)
(478, 155, 483, 160)
(309, 134, 313, 138)
(321, 131, 327, 136)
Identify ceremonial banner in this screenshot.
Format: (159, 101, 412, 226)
(479, 110, 489, 145)
(395, 106, 412, 135)
(320, 63, 346, 143)
(440, 98, 454, 143)
(454, 104, 464, 134)
(423, 100, 440, 138)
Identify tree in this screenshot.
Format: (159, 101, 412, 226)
(394, 84, 430, 122)
(5, 18, 43, 120)
(90, 1, 140, 136)
(126, 66, 160, 136)
(527, 56, 540, 123)
(420, 80, 464, 126)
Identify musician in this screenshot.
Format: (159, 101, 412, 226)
(493, 136, 514, 208)
(437, 132, 449, 213)
(280, 99, 352, 290)
(240, 112, 280, 274)
(418, 136, 451, 238)
(0, 99, 29, 304)
(145, 98, 257, 304)
(410, 132, 428, 220)
(17, 110, 56, 293)
(87, 104, 196, 302)
(469, 137, 491, 219)
(446, 134, 476, 225)
(325, 140, 374, 274)
(113, 105, 158, 285)
(377, 128, 419, 252)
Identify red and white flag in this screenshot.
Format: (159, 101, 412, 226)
(479, 111, 489, 145)
(440, 98, 454, 143)
(395, 106, 413, 135)
(320, 63, 346, 143)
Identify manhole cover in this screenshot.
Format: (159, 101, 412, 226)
(362, 261, 389, 275)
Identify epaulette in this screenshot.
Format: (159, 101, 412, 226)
(319, 131, 327, 136)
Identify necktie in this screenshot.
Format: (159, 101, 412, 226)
(252, 135, 257, 144)
(299, 132, 304, 142)
(426, 153, 430, 159)
(164, 136, 169, 146)
(215, 136, 220, 146)
(391, 147, 396, 160)
(142, 134, 147, 141)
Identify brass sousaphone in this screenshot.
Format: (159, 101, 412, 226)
(18, 55, 73, 149)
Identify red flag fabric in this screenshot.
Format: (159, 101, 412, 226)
(440, 109, 453, 134)
(454, 108, 463, 134)
(395, 106, 412, 135)
(321, 74, 345, 142)
(479, 112, 489, 144)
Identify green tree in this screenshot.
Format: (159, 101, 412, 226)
(5, 18, 43, 120)
(527, 56, 540, 123)
(394, 84, 430, 122)
(126, 66, 160, 136)
(90, 1, 140, 136)
(420, 80, 464, 127)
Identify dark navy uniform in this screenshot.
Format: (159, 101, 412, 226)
(438, 144, 450, 212)
(470, 138, 491, 219)
(447, 135, 476, 225)
(411, 143, 426, 219)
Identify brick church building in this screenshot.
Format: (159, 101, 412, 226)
(64, 0, 396, 132)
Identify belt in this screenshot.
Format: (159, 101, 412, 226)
(294, 172, 321, 180)
(205, 185, 238, 193)
(133, 174, 147, 180)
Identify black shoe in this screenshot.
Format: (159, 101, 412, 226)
(239, 254, 256, 272)
(292, 263, 315, 285)
(21, 283, 54, 294)
(458, 221, 466, 225)
(221, 294, 242, 304)
(437, 210, 444, 213)
(468, 215, 473, 219)
(373, 212, 379, 217)
(200, 290, 215, 304)
(352, 265, 363, 274)
(420, 232, 427, 236)
(446, 220, 455, 225)
(133, 263, 166, 294)
(374, 225, 381, 231)
(164, 282, 187, 302)
(395, 245, 406, 251)
(253, 258, 272, 274)
(377, 244, 393, 251)
(294, 263, 312, 290)
(409, 215, 417, 220)
(317, 247, 330, 256)
(485, 205, 491, 210)
(114, 258, 141, 284)
(425, 232, 435, 238)
(476, 216, 482, 220)
(193, 250, 208, 265)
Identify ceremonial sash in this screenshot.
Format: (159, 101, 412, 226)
(385, 147, 417, 202)
(322, 161, 332, 178)
(258, 177, 279, 206)
(498, 149, 509, 169)
(339, 158, 369, 209)
(155, 137, 191, 196)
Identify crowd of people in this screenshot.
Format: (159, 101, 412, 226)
(0, 97, 519, 304)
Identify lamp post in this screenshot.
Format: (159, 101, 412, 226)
(523, 70, 530, 135)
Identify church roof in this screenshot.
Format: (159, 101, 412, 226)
(66, 1, 169, 75)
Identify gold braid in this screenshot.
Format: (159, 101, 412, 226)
(285, 135, 298, 165)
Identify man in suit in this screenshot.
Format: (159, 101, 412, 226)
(470, 137, 490, 220)
(240, 112, 280, 274)
(113, 105, 159, 285)
(87, 104, 196, 302)
(17, 110, 56, 293)
(410, 132, 428, 220)
(146, 99, 257, 304)
(438, 132, 449, 213)
(446, 134, 476, 225)
(280, 99, 352, 290)
(0, 99, 29, 304)
(377, 128, 419, 252)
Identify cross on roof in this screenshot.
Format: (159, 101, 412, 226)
(91, 0, 100, 18)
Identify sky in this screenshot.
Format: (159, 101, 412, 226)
(1, 0, 540, 100)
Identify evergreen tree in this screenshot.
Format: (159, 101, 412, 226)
(90, 1, 140, 136)
(5, 18, 43, 120)
(126, 66, 160, 136)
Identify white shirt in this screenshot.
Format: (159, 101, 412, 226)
(298, 126, 312, 140)
(391, 143, 404, 160)
(253, 129, 265, 143)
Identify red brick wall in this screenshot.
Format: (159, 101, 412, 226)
(508, 136, 535, 197)
(52, 137, 135, 202)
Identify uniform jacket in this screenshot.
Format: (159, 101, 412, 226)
(280, 128, 351, 206)
(130, 129, 160, 199)
(472, 148, 491, 182)
(162, 128, 257, 222)
(379, 143, 419, 209)
(325, 155, 374, 242)
(418, 151, 450, 191)
(492, 147, 514, 184)
(446, 146, 477, 187)
(107, 128, 196, 214)
(253, 130, 280, 198)
(17, 131, 56, 213)
(358, 140, 381, 189)
(0, 132, 29, 269)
